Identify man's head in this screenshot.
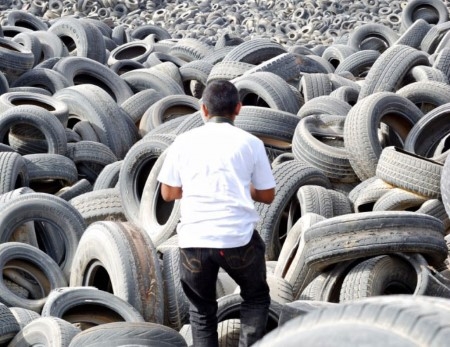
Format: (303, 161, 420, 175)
(201, 80, 241, 120)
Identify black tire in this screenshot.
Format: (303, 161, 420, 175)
(7, 316, 79, 346)
(41, 287, 145, 329)
(216, 293, 282, 335)
(69, 188, 126, 226)
(121, 68, 185, 97)
(139, 150, 181, 247)
(347, 23, 399, 52)
(242, 52, 301, 82)
(48, 17, 106, 64)
(344, 92, 423, 180)
(404, 103, 450, 157)
(396, 81, 450, 113)
(9, 307, 40, 329)
(303, 211, 447, 269)
(161, 247, 190, 330)
(70, 221, 164, 324)
(0, 37, 35, 83)
(293, 114, 358, 183)
(256, 160, 331, 261)
(395, 19, 432, 48)
(401, 0, 449, 30)
(376, 146, 443, 199)
(0, 242, 67, 312)
(0, 105, 67, 155)
(299, 73, 332, 102)
(119, 136, 173, 227)
(55, 179, 93, 201)
(0, 151, 28, 194)
(23, 153, 78, 188)
(339, 255, 418, 301)
(0, 192, 85, 278)
(93, 160, 122, 191)
(296, 185, 333, 218)
(0, 303, 21, 345)
(68, 322, 188, 347)
(108, 39, 154, 66)
(297, 95, 351, 119)
(53, 56, 134, 105)
(253, 295, 450, 346)
(120, 89, 163, 124)
(358, 45, 430, 100)
(234, 71, 303, 114)
(334, 50, 381, 78)
(10, 67, 70, 93)
(223, 38, 287, 65)
(372, 187, 427, 211)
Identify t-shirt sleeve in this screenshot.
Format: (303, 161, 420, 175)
(157, 144, 182, 187)
(251, 141, 276, 190)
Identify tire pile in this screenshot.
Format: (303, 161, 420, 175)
(0, 0, 450, 345)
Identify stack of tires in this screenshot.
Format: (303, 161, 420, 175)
(0, 0, 450, 345)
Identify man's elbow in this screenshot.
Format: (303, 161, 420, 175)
(254, 188, 275, 204)
(160, 183, 182, 201)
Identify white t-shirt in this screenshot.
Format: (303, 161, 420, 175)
(157, 122, 276, 248)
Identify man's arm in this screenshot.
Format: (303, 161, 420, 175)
(160, 183, 183, 201)
(251, 185, 275, 204)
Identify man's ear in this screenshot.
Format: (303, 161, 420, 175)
(201, 103, 209, 117)
(234, 102, 242, 115)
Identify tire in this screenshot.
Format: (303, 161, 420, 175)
(7, 10, 48, 31)
(255, 160, 331, 261)
(48, 17, 106, 64)
(299, 73, 332, 102)
(72, 121, 99, 142)
(69, 221, 164, 324)
(404, 103, 450, 157)
(418, 199, 450, 233)
(297, 95, 351, 119)
(298, 260, 358, 302)
(161, 247, 190, 330)
(234, 71, 303, 114)
(401, 0, 449, 30)
(54, 86, 128, 159)
(395, 19, 431, 48)
(207, 61, 255, 83)
(12, 32, 42, 68)
(121, 68, 185, 97)
(296, 185, 333, 218)
(93, 160, 122, 191)
(0, 37, 35, 83)
(23, 153, 78, 187)
(293, 114, 358, 183)
(234, 106, 301, 150)
(55, 179, 93, 201)
(41, 287, 145, 329)
(223, 38, 287, 65)
(347, 23, 399, 52)
(242, 52, 301, 82)
(0, 242, 67, 312)
(0, 193, 84, 279)
(372, 187, 427, 211)
(353, 178, 394, 213)
(168, 38, 213, 62)
(67, 322, 188, 347)
(9, 307, 40, 329)
(108, 39, 154, 66)
(344, 92, 423, 180)
(7, 316, 80, 346)
(30, 31, 68, 61)
(0, 151, 29, 194)
(358, 45, 430, 101)
(303, 211, 447, 269)
(120, 89, 163, 124)
(277, 300, 336, 327)
(0, 105, 67, 155)
(0, 303, 21, 345)
(216, 293, 282, 335)
(139, 95, 200, 135)
(334, 50, 381, 78)
(139, 151, 181, 247)
(119, 136, 173, 227)
(396, 81, 450, 113)
(53, 56, 134, 105)
(10, 67, 71, 93)
(252, 295, 450, 346)
(376, 146, 443, 199)
(69, 188, 126, 226)
(339, 254, 418, 301)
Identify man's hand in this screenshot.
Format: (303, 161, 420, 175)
(160, 183, 183, 201)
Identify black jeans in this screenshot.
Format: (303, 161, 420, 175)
(179, 230, 270, 347)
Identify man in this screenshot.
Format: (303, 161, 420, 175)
(157, 80, 276, 347)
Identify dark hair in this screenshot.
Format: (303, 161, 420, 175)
(201, 80, 240, 117)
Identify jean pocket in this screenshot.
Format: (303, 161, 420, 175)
(180, 248, 202, 273)
(223, 243, 256, 270)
